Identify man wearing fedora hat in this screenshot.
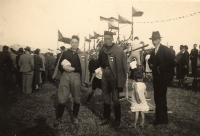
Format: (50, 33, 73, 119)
(148, 31, 174, 126)
(18, 46, 34, 94)
(98, 31, 127, 128)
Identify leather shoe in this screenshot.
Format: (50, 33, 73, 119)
(115, 121, 121, 129)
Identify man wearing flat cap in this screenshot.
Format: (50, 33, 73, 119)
(98, 31, 127, 128)
(148, 31, 174, 126)
(55, 35, 89, 124)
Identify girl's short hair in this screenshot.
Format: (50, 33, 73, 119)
(134, 71, 143, 79)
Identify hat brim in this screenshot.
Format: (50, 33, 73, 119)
(149, 37, 162, 40)
(24, 48, 31, 51)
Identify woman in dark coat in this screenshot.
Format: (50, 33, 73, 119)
(33, 49, 43, 90)
(177, 46, 189, 86)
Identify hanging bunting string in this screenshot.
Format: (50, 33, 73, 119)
(134, 12, 200, 23)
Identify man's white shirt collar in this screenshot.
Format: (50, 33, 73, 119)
(155, 44, 161, 54)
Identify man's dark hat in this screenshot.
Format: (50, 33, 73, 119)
(3, 45, 9, 51)
(18, 47, 24, 53)
(149, 31, 162, 40)
(134, 36, 139, 40)
(35, 48, 40, 54)
(24, 46, 31, 51)
(184, 45, 188, 49)
(71, 35, 79, 42)
(60, 46, 65, 50)
(36, 48, 40, 51)
(104, 31, 113, 36)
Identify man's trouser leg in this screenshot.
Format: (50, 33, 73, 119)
(57, 104, 65, 119)
(57, 72, 71, 120)
(153, 76, 168, 124)
(111, 74, 121, 126)
(26, 71, 34, 94)
(100, 69, 112, 125)
(22, 71, 34, 94)
(71, 72, 81, 123)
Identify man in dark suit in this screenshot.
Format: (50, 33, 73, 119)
(148, 31, 174, 126)
(190, 44, 198, 77)
(169, 46, 175, 56)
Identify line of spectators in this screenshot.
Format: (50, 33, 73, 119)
(0, 45, 56, 95)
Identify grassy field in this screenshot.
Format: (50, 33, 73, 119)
(0, 80, 200, 136)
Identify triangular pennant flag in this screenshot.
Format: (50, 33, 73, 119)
(61, 37, 71, 44)
(132, 7, 144, 17)
(108, 23, 119, 30)
(100, 16, 118, 22)
(89, 34, 94, 39)
(58, 30, 63, 41)
(118, 15, 132, 24)
(94, 31, 101, 38)
(48, 48, 53, 51)
(85, 37, 91, 42)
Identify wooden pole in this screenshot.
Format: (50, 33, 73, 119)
(132, 16, 133, 41)
(57, 41, 59, 55)
(126, 44, 149, 54)
(118, 14, 120, 42)
(84, 41, 85, 52)
(94, 39, 95, 49)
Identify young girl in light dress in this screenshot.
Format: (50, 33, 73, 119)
(130, 71, 149, 128)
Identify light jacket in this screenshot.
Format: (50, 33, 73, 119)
(18, 53, 34, 73)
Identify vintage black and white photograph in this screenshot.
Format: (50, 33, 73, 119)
(0, 0, 200, 135)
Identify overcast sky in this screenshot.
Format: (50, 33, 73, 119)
(0, 0, 200, 53)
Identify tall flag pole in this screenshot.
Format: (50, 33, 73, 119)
(84, 41, 85, 52)
(131, 9, 133, 40)
(85, 37, 91, 51)
(93, 39, 95, 49)
(132, 7, 144, 40)
(118, 14, 132, 42)
(89, 34, 94, 51)
(118, 14, 120, 42)
(57, 41, 59, 54)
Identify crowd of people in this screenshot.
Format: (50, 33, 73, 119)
(0, 30, 199, 130)
(0, 46, 57, 95)
(131, 38, 200, 91)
